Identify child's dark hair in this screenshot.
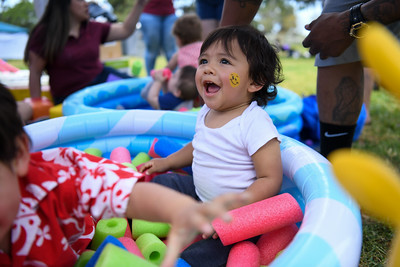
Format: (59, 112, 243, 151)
(200, 25, 283, 107)
(177, 65, 198, 100)
(172, 13, 202, 46)
(0, 83, 26, 166)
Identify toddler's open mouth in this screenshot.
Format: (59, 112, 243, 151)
(205, 81, 221, 94)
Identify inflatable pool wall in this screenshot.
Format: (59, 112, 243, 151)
(25, 110, 362, 267)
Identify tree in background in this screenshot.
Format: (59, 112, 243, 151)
(0, 0, 36, 30)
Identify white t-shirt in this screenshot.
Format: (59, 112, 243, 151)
(192, 101, 281, 202)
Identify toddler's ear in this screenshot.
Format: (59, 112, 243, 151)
(248, 82, 263, 93)
(14, 135, 30, 177)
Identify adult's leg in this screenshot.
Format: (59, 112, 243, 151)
(161, 14, 177, 62)
(140, 13, 162, 74)
(317, 61, 364, 157)
(219, 0, 262, 26)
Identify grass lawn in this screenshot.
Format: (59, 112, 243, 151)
(7, 55, 399, 266)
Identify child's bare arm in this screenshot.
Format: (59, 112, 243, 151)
(244, 138, 283, 204)
(125, 182, 250, 267)
(146, 80, 163, 109)
(166, 53, 178, 72)
(139, 142, 194, 174)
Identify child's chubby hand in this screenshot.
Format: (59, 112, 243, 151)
(161, 192, 251, 267)
(139, 158, 170, 174)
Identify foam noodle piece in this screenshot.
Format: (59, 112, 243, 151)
(132, 152, 151, 167)
(132, 219, 171, 239)
(73, 250, 95, 267)
(212, 193, 303, 246)
(86, 235, 125, 267)
(175, 258, 191, 267)
(124, 218, 132, 238)
(121, 162, 138, 171)
(84, 148, 103, 157)
(110, 146, 131, 163)
(148, 137, 192, 175)
(226, 241, 260, 267)
(148, 137, 182, 158)
(118, 237, 144, 258)
(256, 224, 299, 265)
(96, 243, 157, 267)
(91, 218, 128, 250)
(135, 233, 167, 265)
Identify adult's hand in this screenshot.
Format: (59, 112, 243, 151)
(302, 11, 354, 59)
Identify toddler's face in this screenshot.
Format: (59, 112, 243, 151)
(0, 161, 21, 246)
(195, 40, 254, 112)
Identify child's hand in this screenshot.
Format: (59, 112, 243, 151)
(139, 158, 170, 174)
(161, 192, 250, 267)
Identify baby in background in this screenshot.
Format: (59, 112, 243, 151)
(141, 65, 198, 110)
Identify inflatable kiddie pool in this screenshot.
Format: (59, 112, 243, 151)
(62, 77, 303, 139)
(25, 109, 361, 266)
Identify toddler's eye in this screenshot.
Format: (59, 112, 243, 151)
(221, 58, 230, 64)
(199, 58, 208, 65)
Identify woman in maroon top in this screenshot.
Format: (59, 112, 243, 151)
(24, 0, 147, 105)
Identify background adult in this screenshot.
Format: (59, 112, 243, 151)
(195, 0, 224, 40)
(24, 0, 146, 105)
(302, 0, 400, 157)
(219, 0, 400, 157)
(139, 0, 177, 75)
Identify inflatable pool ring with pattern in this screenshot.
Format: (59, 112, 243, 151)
(25, 109, 361, 267)
(62, 78, 303, 139)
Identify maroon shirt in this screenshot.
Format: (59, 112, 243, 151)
(143, 0, 175, 16)
(28, 21, 110, 99)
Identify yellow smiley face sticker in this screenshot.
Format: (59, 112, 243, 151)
(229, 73, 240, 87)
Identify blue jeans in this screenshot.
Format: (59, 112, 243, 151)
(139, 12, 177, 75)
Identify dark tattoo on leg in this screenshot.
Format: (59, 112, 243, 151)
(332, 77, 363, 124)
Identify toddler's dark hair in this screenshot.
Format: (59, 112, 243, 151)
(0, 83, 26, 166)
(177, 65, 198, 100)
(200, 25, 284, 107)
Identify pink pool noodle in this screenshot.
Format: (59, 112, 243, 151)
(124, 218, 132, 238)
(256, 224, 299, 265)
(110, 147, 131, 163)
(226, 241, 260, 267)
(212, 193, 303, 246)
(118, 237, 144, 258)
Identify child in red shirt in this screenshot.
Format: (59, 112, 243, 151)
(0, 83, 248, 267)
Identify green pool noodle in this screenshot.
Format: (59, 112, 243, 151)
(96, 243, 156, 267)
(84, 148, 103, 157)
(121, 162, 138, 171)
(91, 218, 128, 250)
(135, 233, 167, 265)
(131, 152, 151, 167)
(74, 250, 95, 267)
(131, 219, 171, 239)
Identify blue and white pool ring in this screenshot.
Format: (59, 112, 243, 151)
(24, 109, 361, 267)
(62, 78, 303, 139)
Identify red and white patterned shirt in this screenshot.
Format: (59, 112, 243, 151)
(0, 147, 142, 266)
